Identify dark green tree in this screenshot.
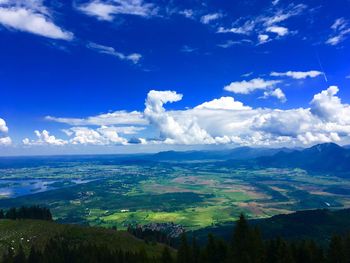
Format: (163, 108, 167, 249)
(191, 235, 200, 263)
(2, 247, 15, 263)
(177, 233, 191, 263)
(327, 235, 346, 263)
(161, 246, 173, 263)
(13, 245, 26, 263)
(230, 214, 264, 263)
(0, 209, 4, 219)
(28, 246, 42, 263)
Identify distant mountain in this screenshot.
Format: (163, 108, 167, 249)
(253, 143, 350, 176)
(149, 147, 293, 161)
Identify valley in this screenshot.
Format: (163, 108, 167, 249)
(1, 145, 350, 231)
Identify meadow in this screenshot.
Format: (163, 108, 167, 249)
(1, 156, 350, 230)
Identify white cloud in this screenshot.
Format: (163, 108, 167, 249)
(77, 0, 157, 21)
(180, 45, 196, 53)
(224, 78, 280, 94)
(241, 72, 254, 78)
(297, 132, 340, 145)
(0, 136, 11, 146)
(200, 13, 222, 24)
(266, 26, 288, 36)
(262, 88, 287, 103)
(262, 4, 306, 26)
(217, 21, 255, 35)
(0, 118, 8, 133)
(0, 118, 11, 146)
(143, 86, 350, 146)
(270, 70, 322, 79)
(36, 87, 350, 147)
(87, 42, 142, 64)
(195, 97, 251, 110)
(258, 34, 269, 44)
(179, 9, 194, 19)
(144, 90, 215, 145)
(326, 18, 350, 46)
(0, 2, 73, 40)
(331, 18, 348, 31)
(46, 110, 146, 126)
(217, 3, 305, 44)
(64, 126, 128, 145)
(23, 130, 67, 146)
(252, 108, 313, 137)
(217, 39, 253, 48)
(310, 86, 350, 124)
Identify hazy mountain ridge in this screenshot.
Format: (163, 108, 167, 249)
(148, 147, 294, 161)
(253, 143, 350, 176)
(151, 143, 350, 176)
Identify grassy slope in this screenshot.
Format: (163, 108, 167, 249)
(0, 219, 173, 257)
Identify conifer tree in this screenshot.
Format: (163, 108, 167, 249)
(177, 233, 191, 263)
(161, 246, 173, 263)
(327, 235, 346, 263)
(191, 235, 200, 263)
(0, 209, 4, 219)
(13, 245, 25, 263)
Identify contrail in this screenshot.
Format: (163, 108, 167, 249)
(316, 51, 328, 83)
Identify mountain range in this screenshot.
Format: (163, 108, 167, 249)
(150, 143, 350, 177)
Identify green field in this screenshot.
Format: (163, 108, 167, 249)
(1, 158, 350, 230)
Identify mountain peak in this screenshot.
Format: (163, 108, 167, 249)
(309, 143, 343, 152)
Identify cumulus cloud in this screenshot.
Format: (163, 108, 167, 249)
(0, 118, 11, 146)
(310, 86, 350, 124)
(270, 70, 322, 79)
(326, 18, 350, 46)
(0, 136, 11, 146)
(64, 126, 129, 145)
(77, 0, 157, 21)
(144, 90, 215, 144)
(142, 86, 350, 146)
(195, 97, 251, 110)
(44, 86, 350, 147)
(23, 130, 67, 146)
(87, 42, 142, 64)
(0, 1, 73, 40)
(23, 126, 141, 146)
(0, 118, 8, 133)
(224, 78, 280, 94)
(200, 13, 222, 24)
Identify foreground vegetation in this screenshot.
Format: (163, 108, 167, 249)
(2, 212, 350, 263)
(0, 212, 171, 262)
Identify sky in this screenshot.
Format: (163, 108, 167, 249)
(0, 0, 350, 156)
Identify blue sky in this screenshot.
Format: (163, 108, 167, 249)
(0, 0, 350, 155)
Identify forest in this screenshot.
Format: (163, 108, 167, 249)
(1, 208, 350, 263)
